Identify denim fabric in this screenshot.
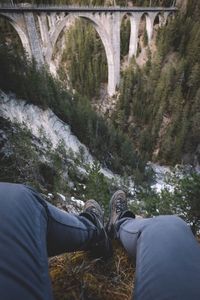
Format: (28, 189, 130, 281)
(0, 183, 52, 300)
(0, 183, 97, 300)
(1, 183, 200, 300)
(117, 215, 200, 300)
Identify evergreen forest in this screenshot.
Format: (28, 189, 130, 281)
(1, 0, 196, 167)
(0, 2, 200, 299)
(0, 0, 200, 228)
(114, 1, 200, 166)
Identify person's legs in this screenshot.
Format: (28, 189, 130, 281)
(36, 196, 100, 256)
(117, 215, 200, 300)
(108, 190, 200, 300)
(0, 182, 52, 300)
(0, 182, 105, 300)
(45, 196, 111, 258)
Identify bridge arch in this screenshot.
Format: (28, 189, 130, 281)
(120, 13, 131, 59)
(153, 12, 161, 25)
(46, 13, 116, 96)
(137, 12, 149, 56)
(152, 12, 163, 39)
(165, 11, 174, 25)
(140, 12, 153, 43)
(125, 12, 141, 60)
(137, 12, 162, 44)
(0, 13, 31, 58)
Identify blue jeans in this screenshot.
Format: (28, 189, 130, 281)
(0, 183, 200, 300)
(0, 183, 97, 300)
(116, 216, 200, 299)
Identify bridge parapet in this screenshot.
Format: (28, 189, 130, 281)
(0, 4, 178, 13)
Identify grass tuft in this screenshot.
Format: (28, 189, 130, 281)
(49, 241, 135, 300)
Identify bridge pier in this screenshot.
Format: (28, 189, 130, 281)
(37, 13, 49, 50)
(145, 12, 159, 42)
(101, 11, 120, 95)
(128, 13, 141, 59)
(24, 13, 44, 66)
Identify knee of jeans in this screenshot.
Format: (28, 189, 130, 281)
(118, 221, 140, 258)
(10, 184, 46, 213)
(157, 215, 188, 229)
(14, 184, 33, 201)
(11, 183, 30, 197)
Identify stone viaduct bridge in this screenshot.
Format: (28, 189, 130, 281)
(0, 4, 177, 96)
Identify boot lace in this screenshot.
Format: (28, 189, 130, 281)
(87, 206, 102, 222)
(116, 198, 127, 213)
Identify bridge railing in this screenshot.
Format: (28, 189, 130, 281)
(0, 4, 178, 13)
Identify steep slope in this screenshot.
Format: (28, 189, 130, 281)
(0, 90, 120, 205)
(113, 0, 200, 166)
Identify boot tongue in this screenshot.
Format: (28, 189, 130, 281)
(80, 211, 97, 225)
(120, 210, 135, 219)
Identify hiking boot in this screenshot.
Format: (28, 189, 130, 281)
(80, 199, 112, 259)
(106, 190, 135, 238)
(82, 199, 104, 225)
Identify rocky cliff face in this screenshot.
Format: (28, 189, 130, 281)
(0, 90, 136, 208)
(0, 90, 92, 161)
(0, 90, 114, 196)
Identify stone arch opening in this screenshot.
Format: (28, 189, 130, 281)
(48, 15, 73, 76)
(0, 13, 31, 58)
(153, 13, 161, 26)
(137, 13, 148, 57)
(120, 13, 131, 61)
(152, 12, 162, 38)
(47, 14, 115, 96)
(165, 12, 174, 26)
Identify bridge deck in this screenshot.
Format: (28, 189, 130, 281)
(0, 5, 178, 13)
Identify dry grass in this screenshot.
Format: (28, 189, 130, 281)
(49, 234, 200, 300)
(49, 241, 135, 300)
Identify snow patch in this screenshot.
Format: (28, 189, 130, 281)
(57, 193, 66, 202)
(70, 197, 84, 207)
(149, 163, 173, 192)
